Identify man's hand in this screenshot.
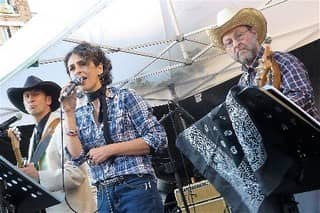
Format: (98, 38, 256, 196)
(20, 163, 39, 180)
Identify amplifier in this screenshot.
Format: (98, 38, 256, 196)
(179, 197, 230, 213)
(174, 180, 220, 206)
(174, 180, 230, 213)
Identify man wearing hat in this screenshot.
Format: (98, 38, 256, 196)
(208, 7, 319, 121)
(7, 75, 96, 212)
(205, 7, 320, 213)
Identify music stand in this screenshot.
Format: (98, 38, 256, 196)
(0, 156, 60, 212)
(237, 85, 320, 193)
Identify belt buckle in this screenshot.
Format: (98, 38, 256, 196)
(101, 176, 119, 186)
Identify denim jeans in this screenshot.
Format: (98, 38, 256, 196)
(96, 174, 164, 213)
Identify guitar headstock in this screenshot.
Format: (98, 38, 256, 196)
(264, 36, 272, 45)
(7, 127, 25, 168)
(7, 127, 21, 149)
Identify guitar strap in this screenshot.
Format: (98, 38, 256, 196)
(31, 118, 60, 164)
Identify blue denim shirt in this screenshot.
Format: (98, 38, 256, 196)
(66, 87, 167, 184)
(238, 47, 320, 121)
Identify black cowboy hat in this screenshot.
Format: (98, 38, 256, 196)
(7, 75, 61, 114)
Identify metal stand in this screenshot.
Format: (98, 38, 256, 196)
(175, 85, 320, 212)
(0, 156, 60, 213)
(0, 180, 8, 213)
(159, 100, 196, 213)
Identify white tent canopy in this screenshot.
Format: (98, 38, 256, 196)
(0, 0, 319, 125)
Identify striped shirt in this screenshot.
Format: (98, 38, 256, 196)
(67, 87, 167, 184)
(238, 47, 320, 121)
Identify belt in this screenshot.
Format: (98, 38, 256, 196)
(95, 174, 153, 187)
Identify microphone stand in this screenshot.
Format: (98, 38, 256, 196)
(169, 100, 195, 123)
(160, 100, 196, 213)
(159, 83, 198, 212)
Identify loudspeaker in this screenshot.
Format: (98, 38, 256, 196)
(174, 180, 231, 213)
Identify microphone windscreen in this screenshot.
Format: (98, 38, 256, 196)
(15, 112, 22, 120)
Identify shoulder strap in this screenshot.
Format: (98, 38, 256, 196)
(31, 118, 60, 164)
(40, 117, 60, 141)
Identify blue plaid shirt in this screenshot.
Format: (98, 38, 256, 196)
(238, 47, 320, 121)
(67, 87, 167, 184)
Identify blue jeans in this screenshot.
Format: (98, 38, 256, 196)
(97, 174, 164, 213)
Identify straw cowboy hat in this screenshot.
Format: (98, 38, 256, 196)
(7, 75, 61, 114)
(207, 8, 267, 49)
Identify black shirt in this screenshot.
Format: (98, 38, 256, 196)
(32, 112, 51, 153)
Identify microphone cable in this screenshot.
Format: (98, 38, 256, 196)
(59, 108, 105, 213)
(59, 108, 78, 213)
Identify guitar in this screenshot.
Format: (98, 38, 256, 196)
(256, 36, 281, 90)
(7, 127, 25, 168)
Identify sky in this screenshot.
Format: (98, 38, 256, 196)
(28, 0, 67, 14)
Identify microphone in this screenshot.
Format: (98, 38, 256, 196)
(0, 113, 23, 130)
(60, 76, 83, 100)
(169, 100, 196, 122)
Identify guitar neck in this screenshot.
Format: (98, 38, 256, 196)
(12, 147, 24, 168)
(7, 129, 25, 168)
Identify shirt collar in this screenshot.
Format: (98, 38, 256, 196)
(85, 86, 116, 108)
(36, 112, 51, 136)
(105, 86, 115, 99)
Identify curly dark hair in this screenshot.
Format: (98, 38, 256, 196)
(64, 42, 112, 86)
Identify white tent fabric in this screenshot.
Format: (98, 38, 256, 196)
(0, 0, 319, 125)
(0, 1, 319, 211)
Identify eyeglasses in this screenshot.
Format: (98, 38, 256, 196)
(223, 28, 250, 49)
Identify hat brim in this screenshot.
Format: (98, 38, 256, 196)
(207, 8, 267, 49)
(7, 82, 61, 114)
